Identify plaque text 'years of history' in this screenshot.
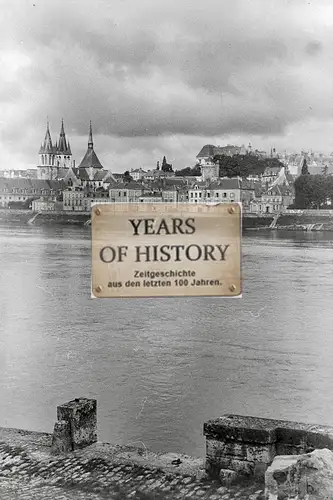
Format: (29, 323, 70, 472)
(91, 203, 241, 298)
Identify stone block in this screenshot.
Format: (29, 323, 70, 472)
(207, 438, 274, 461)
(265, 449, 333, 500)
(57, 397, 97, 450)
(276, 442, 306, 456)
(275, 427, 308, 447)
(204, 414, 333, 483)
(219, 468, 238, 486)
(206, 437, 275, 480)
(206, 438, 248, 460)
(246, 443, 276, 464)
(265, 455, 299, 500)
(204, 415, 277, 444)
(207, 455, 255, 477)
(51, 420, 72, 455)
(304, 429, 333, 451)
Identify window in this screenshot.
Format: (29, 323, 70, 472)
(223, 193, 227, 198)
(207, 192, 210, 197)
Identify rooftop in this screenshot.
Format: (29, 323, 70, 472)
(78, 149, 104, 169)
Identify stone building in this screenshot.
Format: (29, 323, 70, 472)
(62, 122, 115, 211)
(196, 144, 247, 166)
(109, 181, 144, 203)
(0, 178, 63, 208)
(200, 160, 219, 182)
(138, 192, 163, 203)
(130, 168, 146, 181)
(249, 184, 295, 214)
(187, 178, 241, 204)
(37, 120, 73, 180)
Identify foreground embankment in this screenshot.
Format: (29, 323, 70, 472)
(0, 395, 265, 500)
(3, 397, 333, 499)
(2, 208, 333, 232)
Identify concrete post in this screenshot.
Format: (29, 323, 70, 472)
(51, 420, 72, 455)
(51, 397, 97, 454)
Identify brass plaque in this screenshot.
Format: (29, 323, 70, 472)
(91, 203, 242, 298)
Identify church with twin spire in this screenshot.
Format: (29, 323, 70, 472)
(37, 119, 111, 182)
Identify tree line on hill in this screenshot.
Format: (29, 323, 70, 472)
(175, 155, 285, 178)
(213, 155, 284, 178)
(293, 159, 333, 209)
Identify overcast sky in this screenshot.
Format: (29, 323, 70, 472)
(1, 0, 333, 171)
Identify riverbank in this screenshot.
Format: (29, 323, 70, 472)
(0, 427, 264, 500)
(2, 208, 333, 232)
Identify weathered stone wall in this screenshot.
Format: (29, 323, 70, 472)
(203, 415, 333, 481)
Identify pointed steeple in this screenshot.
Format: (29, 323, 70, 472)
(39, 119, 53, 154)
(57, 118, 69, 153)
(78, 121, 103, 169)
(88, 121, 93, 149)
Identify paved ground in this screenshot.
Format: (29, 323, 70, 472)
(0, 428, 265, 499)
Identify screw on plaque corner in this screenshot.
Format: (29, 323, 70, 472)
(95, 285, 102, 293)
(95, 207, 101, 216)
(229, 284, 236, 292)
(228, 206, 235, 214)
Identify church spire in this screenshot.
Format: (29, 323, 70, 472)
(57, 118, 70, 154)
(88, 121, 93, 150)
(77, 121, 103, 169)
(39, 118, 53, 154)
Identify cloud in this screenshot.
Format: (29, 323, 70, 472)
(1, 0, 333, 171)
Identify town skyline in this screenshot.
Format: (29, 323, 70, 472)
(4, 116, 333, 174)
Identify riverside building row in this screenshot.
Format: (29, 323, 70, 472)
(0, 121, 296, 213)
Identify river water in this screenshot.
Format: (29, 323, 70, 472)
(1, 225, 333, 457)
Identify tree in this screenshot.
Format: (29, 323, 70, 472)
(175, 165, 201, 177)
(161, 156, 173, 172)
(294, 174, 331, 209)
(301, 158, 309, 175)
(213, 154, 284, 178)
(123, 171, 133, 182)
(322, 165, 328, 176)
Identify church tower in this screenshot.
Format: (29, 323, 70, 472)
(55, 119, 72, 168)
(37, 120, 56, 180)
(78, 121, 104, 171)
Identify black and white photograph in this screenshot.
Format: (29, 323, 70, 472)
(1, 0, 333, 498)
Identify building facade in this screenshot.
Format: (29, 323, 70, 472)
(188, 178, 241, 204)
(37, 120, 73, 180)
(0, 178, 63, 208)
